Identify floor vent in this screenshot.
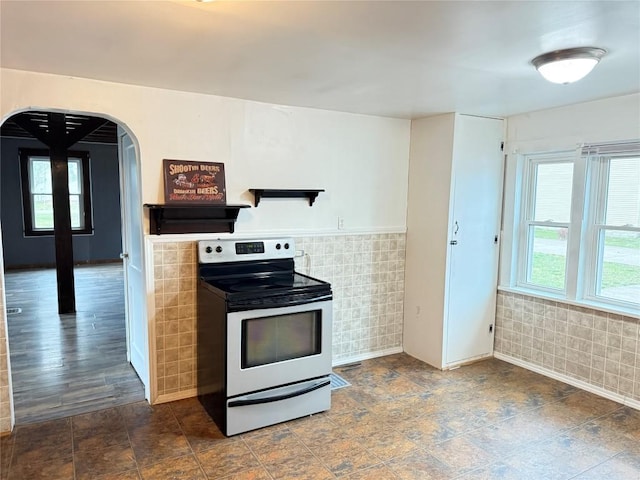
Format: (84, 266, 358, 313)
(6, 307, 22, 315)
(329, 372, 351, 390)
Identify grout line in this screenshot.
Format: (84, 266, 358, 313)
(384, 359, 627, 478)
(239, 434, 276, 480)
(4, 430, 16, 479)
(469, 401, 628, 478)
(168, 402, 210, 480)
(118, 405, 142, 480)
(566, 450, 628, 480)
(284, 418, 343, 479)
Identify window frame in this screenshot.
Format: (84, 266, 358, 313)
(19, 148, 93, 237)
(517, 152, 576, 295)
(582, 151, 640, 310)
(512, 142, 639, 312)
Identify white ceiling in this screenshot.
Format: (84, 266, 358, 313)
(1, 0, 639, 119)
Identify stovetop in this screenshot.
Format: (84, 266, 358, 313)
(197, 238, 332, 309)
(204, 272, 327, 294)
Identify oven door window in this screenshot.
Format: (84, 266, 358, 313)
(241, 310, 322, 368)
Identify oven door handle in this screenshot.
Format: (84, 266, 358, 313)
(228, 379, 330, 407)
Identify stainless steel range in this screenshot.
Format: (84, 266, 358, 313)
(197, 237, 332, 436)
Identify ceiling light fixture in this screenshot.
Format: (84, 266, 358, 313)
(531, 47, 606, 84)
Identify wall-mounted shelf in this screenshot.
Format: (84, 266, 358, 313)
(249, 189, 325, 207)
(144, 204, 250, 235)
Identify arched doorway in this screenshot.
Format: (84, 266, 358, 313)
(0, 109, 148, 424)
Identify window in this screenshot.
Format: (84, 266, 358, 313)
(516, 141, 640, 310)
(19, 149, 93, 236)
(584, 149, 640, 305)
(519, 155, 574, 292)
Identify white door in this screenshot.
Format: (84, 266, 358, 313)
(118, 128, 148, 394)
(444, 115, 504, 366)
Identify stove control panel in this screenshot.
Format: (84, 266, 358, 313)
(199, 238, 295, 263)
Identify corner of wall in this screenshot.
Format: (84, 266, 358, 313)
(0, 233, 15, 434)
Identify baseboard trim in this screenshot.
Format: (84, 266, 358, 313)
(154, 388, 197, 405)
(333, 346, 404, 367)
(443, 352, 493, 371)
(5, 259, 122, 270)
(494, 352, 640, 410)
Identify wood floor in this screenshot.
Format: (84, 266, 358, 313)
(4, 264, 145, 425)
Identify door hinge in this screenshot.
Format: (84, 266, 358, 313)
(500, 141, 504, 151)
(489, 324, 494, 333)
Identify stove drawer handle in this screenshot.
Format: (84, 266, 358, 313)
(228, 379, 330, 407)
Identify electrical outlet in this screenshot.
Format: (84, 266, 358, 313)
(295, 249, 305, 257)
(338, 217, 345, 230)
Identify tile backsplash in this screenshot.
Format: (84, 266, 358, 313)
(153, 242, 198, 398)
(152, 232, 406, 399)
(294, 234, 405, 361)
(495, 291, 640, 403)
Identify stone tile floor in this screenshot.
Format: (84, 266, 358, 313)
(1, 353, 639, 479)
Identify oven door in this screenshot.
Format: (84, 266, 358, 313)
(226, 300, 332, 397)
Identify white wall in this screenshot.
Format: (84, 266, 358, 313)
(0, 68, 411, 234)
(500, 93, 640, 285)
(0, 67, 411, 432)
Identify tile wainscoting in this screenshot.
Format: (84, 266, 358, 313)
(152, 242, 198, 400)
(152, 232, 406, 401)
(495, 290, 640, 406)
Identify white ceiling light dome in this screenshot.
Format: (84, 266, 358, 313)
(531, 47, 607, 84)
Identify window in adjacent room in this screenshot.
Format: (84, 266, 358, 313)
(19, 148, 93, 236)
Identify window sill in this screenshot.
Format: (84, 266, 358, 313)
(497, 285, 640, 320)
(24, 231, 94, 237)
